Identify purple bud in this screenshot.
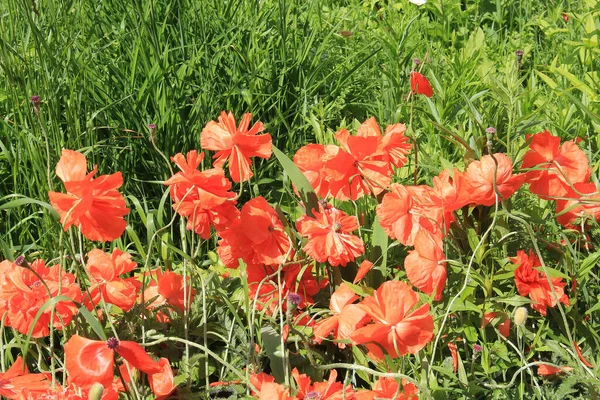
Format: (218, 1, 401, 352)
(106, 337, 120, 350)
(485, 127, 496, 135)
(473, 343, 482, 353)
(515, 49, 524, 58)
(14, 255, 25, 266)
(413, 58, 422, 66)
(148, 123, 157, 131)
(287, 293, 302, 307)
(30, 95, 41, 105)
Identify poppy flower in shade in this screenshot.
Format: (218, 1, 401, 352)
(482, 312, 511, 338)
(410, 71, 434, 98)
(0, 259, 83, 338)
(64, 335, 164, 390)
(351, 280, 434, 360)
(292, 368, 354, 400)
(376, 184, 445, 246)
(521, 130, 591, 199)
(461, 153, 526, 206)
(240, 196, 291, 266)
(0, 356, 51, 399)
(200, 111, 272, 183)
(246, 263, 327, 314)
(141, 270, 196, 322)
(313, 283, 368, 348)
(85, 249, 141, 312)
(556, 182, 600, 229)
(48, 149, 129, 242)
(448, 341, 459, 373)
(296, 205, 365, 267)
(293, 144, 336, 198)
(512, 250, 570, 316)
(164, 150, 239, 239)
(537, 364, 573, 376)
(324, 124, 391, 201)
(404, 230, 447, 301)
(354, 377, 418, 400)
(353, 260, 374, 284)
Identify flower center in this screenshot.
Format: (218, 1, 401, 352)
(268, 225, 275, 232)
(333, 222, 343, 232)
(29, 280, 42, 289)
(305, 391, 321, 400)
(106, 337, 120, 350)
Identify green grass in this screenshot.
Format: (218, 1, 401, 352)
(1, 0, 599, 397)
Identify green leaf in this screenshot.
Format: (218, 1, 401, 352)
(260, 325, 286, 383)
(272, 146, 319, 217)
(0, 196, 59, 220)
(368, 216, 388, 288)
(78, 306, 107, 341)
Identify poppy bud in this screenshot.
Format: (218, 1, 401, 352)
(513, 306, 528, 326)
(88, 383, 104, 400)
(30, 95, 41, 116)
(562, 13, 569, 22)
(287, 293, 302, 314)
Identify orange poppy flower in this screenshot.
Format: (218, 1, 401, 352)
(0, 259, 82, 337)
(537, 364, 573, 376)
(354, 377, 418, 400)
(85, 249, 140, 312)
(297, 205, 364, 267)
(48, 149, 129, 242)
(313, 283, 368, 348)
(292, 368, 354, 400)
(521, 130, 591, 199)
(65, 335, 163, 390)
(200, 111, 272, 182)
(164, 150, 239, 238)
(324, 123, 391, 200)
(351, 280, 434, 360)
(381, 122, 412, 169)
(432, 168, 467, 215)
(404, 230, 447, 300)
(482, 312, 511, 338)
(141, 269, 195, 321)
(257, 382, 296, 400)
(512, 250, 569, 316)
(376, 184, 445, 246)
(0, 356, 51, 399)
(240, 196, 291, 266)
(556, 182, 600, 229)
(293, 144, 336, 198)
(148, 358, 176, 400)
(410, 71, 433, 98)
(461, 153, 526, 206)
(246, 263, 327, 314)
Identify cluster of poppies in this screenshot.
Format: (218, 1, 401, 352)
(1, 66, 598, 398)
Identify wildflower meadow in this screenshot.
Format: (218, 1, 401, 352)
(1, 0, 600, 399)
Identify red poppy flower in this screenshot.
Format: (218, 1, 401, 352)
(0, 356, 51, 399)
(556, 182, 600, 229)
(246, 263, 327, 314)
(85, 249, 140, 312)
(292, 368, 353, 400)
(376, 184, 445, 246)
(521, 130, 591, 199)
(482, 312, 511, 338)
(48, 149, 129, 242)
(164, 150, 239, 238)
(293, 144, 336, 198)
(537, 364, 573, 376)
(297, 205, 364, 267)
(313, 283, 368, 348)
(0, 259, 82, 337)
(65, 335, 164, 391)
(404, 230, 447, 300)
(141, 270, 195, 321)
(381, 123, 412, 168)
(324, 122, 391, 200)
(354, 377, 418, 400)
(200, 111, 272, 182)
(240, 196, 291, 265)
(512, 250, 569, 316)
(257, 382, 296, 400)
(352, 280, 434, 360)
(410, 71, 433, 97)
(461, 153, 526, 206)
(448, 341, 459, 373)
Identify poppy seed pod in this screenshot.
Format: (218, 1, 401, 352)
(514, 306, 528, 326)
